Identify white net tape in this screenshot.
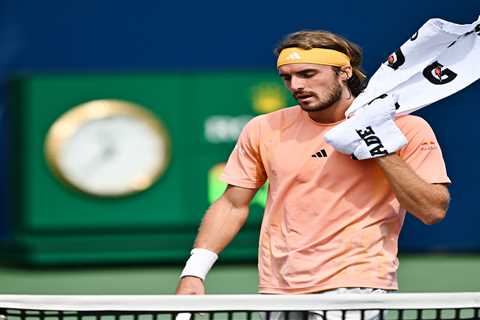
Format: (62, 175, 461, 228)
(0, 293, 479, 312)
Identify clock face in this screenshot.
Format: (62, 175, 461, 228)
(45, 100, 170, 197)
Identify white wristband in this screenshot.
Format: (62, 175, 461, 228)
(180, 248, 218, 281)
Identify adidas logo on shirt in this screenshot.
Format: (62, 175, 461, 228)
(311, 149, 328, 158)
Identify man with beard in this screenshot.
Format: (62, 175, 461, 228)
(176, 30, 451, 318)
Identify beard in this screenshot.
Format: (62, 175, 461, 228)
(297, 81, 344, 112)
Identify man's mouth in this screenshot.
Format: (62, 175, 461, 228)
(295, 93, 315, 103)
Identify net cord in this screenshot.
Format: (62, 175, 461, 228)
(0, 293, 479, 312)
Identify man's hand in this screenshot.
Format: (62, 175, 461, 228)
(175, 276, 205, 295)
(324, 94, 407, 160)
(175, 186, 256, 296)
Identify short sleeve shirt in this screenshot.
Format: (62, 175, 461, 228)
(220, 106, 450, 294)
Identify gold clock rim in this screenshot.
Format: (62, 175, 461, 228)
(44, 99, 171, 198)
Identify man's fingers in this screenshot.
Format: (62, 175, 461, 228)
(175, 313, 192, 320)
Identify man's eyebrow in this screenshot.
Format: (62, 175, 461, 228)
(279, 69, 318, 77)
(297, 68, 318, 74)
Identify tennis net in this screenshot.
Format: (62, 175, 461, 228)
(1, 293, 479, 320)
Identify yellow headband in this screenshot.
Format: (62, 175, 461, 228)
(277, 47, 350, 68)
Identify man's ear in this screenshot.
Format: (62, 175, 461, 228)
(339, 65, 353, 80)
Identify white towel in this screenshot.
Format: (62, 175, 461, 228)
(324, 94, 407, 160)
(346, 16, 480, 117)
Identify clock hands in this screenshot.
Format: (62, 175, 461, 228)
(79, 131, 117, 177)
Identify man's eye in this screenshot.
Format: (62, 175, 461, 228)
(300, 72, 315, 78)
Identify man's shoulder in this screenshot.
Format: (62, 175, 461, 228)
(395, 114, 434, 132)
(249, 105, 302, 129)
(395, 114, 439, 145)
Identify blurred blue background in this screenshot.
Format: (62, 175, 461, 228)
(0, 0, 479, 263)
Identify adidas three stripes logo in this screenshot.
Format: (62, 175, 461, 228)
(311, 149, 328, 158)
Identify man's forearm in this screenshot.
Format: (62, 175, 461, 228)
(194, 196, 250, 253)
(375, 154, 449, 224)
(177, 187, 253, 290)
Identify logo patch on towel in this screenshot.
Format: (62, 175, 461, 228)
(368, 94, 401, 110)
(410, 31, 419, 41)
(386, 49, 406, 70)
(423, 61, 458, 85)
(355, 126, 389, 157)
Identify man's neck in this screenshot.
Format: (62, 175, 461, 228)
(307, 95, 354, 124)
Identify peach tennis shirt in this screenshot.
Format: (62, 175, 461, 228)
(220, 106, 450, 294)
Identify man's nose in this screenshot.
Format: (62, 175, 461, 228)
(290, 76, 304, 91)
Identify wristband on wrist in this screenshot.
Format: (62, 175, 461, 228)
(180, 248, 218, 281)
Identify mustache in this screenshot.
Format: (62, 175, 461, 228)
(293, 91, 316, 99)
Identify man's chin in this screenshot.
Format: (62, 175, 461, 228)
(299, 103, 325, 112)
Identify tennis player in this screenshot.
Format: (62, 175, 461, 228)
(176, 30, 451, 319)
